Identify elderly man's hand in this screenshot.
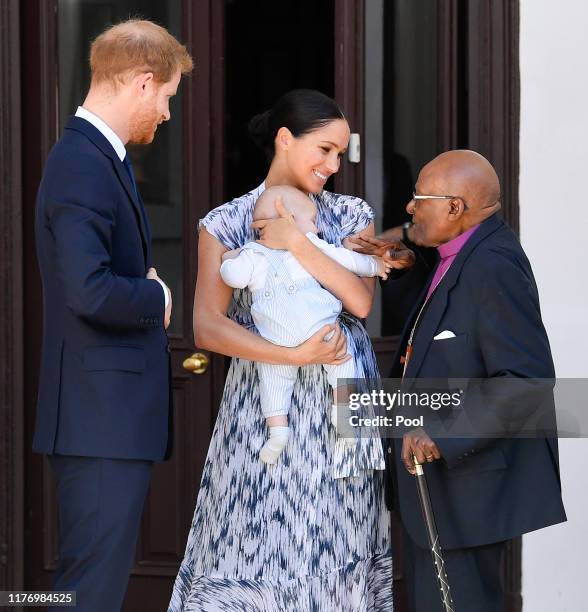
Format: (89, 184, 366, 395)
(350, 234, 416, 270)
(401, 427, 442, 474)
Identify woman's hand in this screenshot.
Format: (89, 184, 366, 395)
(289, 323, 350, 366)
(251, 196, 305, 251)
(349, 234, 416, 270)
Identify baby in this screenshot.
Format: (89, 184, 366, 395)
(220, 185, 389, 464)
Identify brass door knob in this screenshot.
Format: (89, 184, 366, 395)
(182, 352, 209, 374)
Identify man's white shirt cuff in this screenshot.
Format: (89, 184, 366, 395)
(155, 278, 170, 308)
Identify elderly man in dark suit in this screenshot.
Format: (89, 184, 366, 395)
(356, 150, 566, 611)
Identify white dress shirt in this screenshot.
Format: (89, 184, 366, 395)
(74, 106, 169, 308)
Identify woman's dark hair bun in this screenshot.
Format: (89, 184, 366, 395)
(248, 110, 273, 151)
(248, 89, 345, 163)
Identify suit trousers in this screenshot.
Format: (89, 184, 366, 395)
(403, 530, 506, 612)
(48, 455, 152, 612)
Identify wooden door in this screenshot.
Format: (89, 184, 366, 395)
(21, 0, 409, 609)
(356, 2, 522, 610)
(21, 0, 365, 609)
(19, 1, 520, 611)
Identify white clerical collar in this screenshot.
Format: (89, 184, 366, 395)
(75, 106, 126, 161)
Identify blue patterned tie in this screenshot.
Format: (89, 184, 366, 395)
(123, 155, 139, 200)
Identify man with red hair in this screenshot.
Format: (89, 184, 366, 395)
(34, 20, 192, 611)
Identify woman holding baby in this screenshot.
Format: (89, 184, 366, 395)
(169, 89, 411, 611)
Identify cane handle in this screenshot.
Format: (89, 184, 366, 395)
(412, 454, 425, 476)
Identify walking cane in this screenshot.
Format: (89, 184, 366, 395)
(412, 455, 456, 612)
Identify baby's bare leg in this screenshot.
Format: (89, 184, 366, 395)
(330, 383, 358, 446)
(333, 384, 353, 406)
(266, 415, 288, 427)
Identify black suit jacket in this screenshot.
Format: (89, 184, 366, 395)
(33, 116, 173, 461)
(387, 215, 566, 549)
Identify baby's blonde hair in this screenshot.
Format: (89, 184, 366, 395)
(254, 186, 315, 221)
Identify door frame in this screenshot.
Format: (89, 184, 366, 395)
(0, 0, 25, 593)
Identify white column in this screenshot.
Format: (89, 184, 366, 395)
(520, 1, 588, 609)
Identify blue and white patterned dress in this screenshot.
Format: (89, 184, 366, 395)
(168, 183, 393, 611)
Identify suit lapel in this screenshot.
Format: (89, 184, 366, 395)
(389, 259, 438, 378)
(403, 285, 450, 382)
(403, 215, 504, 382)
(65, 117, 150, 264)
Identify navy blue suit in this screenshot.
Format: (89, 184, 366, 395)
(34, 116, 172, 611)
(386, 216, 566, 611)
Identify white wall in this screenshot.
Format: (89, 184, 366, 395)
(519, 1, 588, 609)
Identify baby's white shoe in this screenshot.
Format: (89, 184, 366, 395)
(260, 426, 290, 464)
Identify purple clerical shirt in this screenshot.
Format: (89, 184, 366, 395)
(425, 224, 481, 301)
